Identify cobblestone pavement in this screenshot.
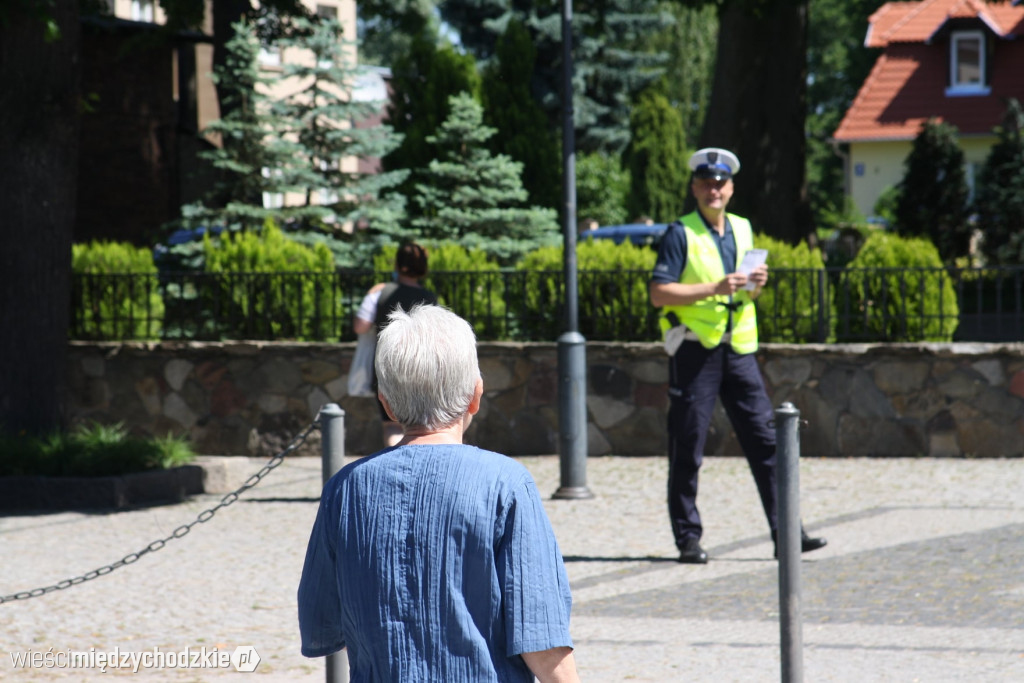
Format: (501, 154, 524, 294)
(2, 453, 1023, 681)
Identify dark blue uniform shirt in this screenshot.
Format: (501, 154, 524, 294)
(650, 213, 737, 286)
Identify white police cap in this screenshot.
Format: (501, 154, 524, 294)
(689, 148, 740, 180)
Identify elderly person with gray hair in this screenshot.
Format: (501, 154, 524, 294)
(298, 304, 579, 683)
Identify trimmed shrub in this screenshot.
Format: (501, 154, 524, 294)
(839, 232, 959, 341)
(515, 239, 658, 341)
(753, 235, 834, 343)
(72, 240, 163, 340)
(202, 219, 340, 340)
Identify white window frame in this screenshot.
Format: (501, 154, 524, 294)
(946, 30, 990, 96)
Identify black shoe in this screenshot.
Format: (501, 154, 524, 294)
(677, 537, 708, 564)
(772, 529, 828, 558)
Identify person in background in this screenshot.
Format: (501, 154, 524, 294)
(353, 242, 438, 446)
(299, 304, 579, 682)
(649, 147, 827, 564)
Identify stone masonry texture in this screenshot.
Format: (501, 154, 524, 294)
(65, 341, 1024, 457)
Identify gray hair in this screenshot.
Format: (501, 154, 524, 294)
(375, 304, 480, 431)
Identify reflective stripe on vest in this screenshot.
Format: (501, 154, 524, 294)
(658, 211, 759, 354)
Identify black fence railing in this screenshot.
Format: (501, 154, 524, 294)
(70, 267, 1024, 343)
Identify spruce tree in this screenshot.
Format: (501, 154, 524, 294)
(273, 16, 409, 244)
(182, 19, 291, 231)
(481, 19, 560, 212)
(412, 93, 559, 263)
(625, 90, 688, 222)
(894, 119, 971, 262)
(974, 98, 1024, 265)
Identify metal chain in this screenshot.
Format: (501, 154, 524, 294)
(0, 421, 320, 605)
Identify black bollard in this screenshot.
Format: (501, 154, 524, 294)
(319, 403, 348, 683)
(775, 402, 803, 683)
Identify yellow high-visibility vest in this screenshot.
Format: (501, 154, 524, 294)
(658, 211, 759, 354)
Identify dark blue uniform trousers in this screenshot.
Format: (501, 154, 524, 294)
(667, 340, 777, 547)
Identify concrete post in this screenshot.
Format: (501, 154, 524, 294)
(319, 403, 348, 683)
(775, 401, 803, 683)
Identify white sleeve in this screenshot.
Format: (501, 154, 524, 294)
(355, 289, 383, 324)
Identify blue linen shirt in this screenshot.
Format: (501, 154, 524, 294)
(297, 444, 573, 682)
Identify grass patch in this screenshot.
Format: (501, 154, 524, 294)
(0, 422, 195, 477)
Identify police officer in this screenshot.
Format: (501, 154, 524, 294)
(649, 148, 827, 564)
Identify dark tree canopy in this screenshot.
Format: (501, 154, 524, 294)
(805, 0, 879, 226)
(439, 0, 670, 155)
(695, 0, 814, 244)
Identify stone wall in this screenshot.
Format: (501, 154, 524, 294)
(65, 341, 1024, 458)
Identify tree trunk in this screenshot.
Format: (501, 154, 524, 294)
(699, 0, 813, 244)
(0, 0, 81, 435)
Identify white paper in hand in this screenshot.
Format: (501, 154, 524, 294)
(737, 249, 768, 291)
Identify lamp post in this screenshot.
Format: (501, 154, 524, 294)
(553, 0, 592, 501)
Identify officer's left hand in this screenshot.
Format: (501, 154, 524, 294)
(748, 264, 769, 289)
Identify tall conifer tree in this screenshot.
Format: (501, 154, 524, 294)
(625, 90, 688, 222)
(975, 99, 1024, 265)
(895, 119, 971, 262)
(413, 93, 559, 262)
(383, 35, 481, 213)
(182, 19, 292, 231)
(273, 17, 408, 241)
(481, 19, 560, 212)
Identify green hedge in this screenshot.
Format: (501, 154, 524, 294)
(72, 240, 163, 340)
(754, 235, 835, 343)
(370, 243, 506, 338)
(840, 232, 959, 341)
(203, 220, 341, 340)
(514, 239, 657, 341)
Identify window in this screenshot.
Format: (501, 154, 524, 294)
(316, 4, 338, 19)
(947, 31, 989, 96)
(130, 0, 154, 22)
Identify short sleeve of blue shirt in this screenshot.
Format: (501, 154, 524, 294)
(650, 222, 687, 285)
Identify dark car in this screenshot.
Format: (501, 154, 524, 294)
(579, 223, 668, 247)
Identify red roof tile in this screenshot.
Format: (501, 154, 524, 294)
(835, 0, 1024, 141)
(867, 0, 1024, 46)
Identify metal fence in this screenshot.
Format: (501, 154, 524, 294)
(70, 266, 1024, 343)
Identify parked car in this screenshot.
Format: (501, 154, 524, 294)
(579, 223, 668, 247)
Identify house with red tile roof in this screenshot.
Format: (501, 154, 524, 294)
(833, 0, 1024, 219)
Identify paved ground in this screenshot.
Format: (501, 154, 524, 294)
(2, 453, 1023, 681)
